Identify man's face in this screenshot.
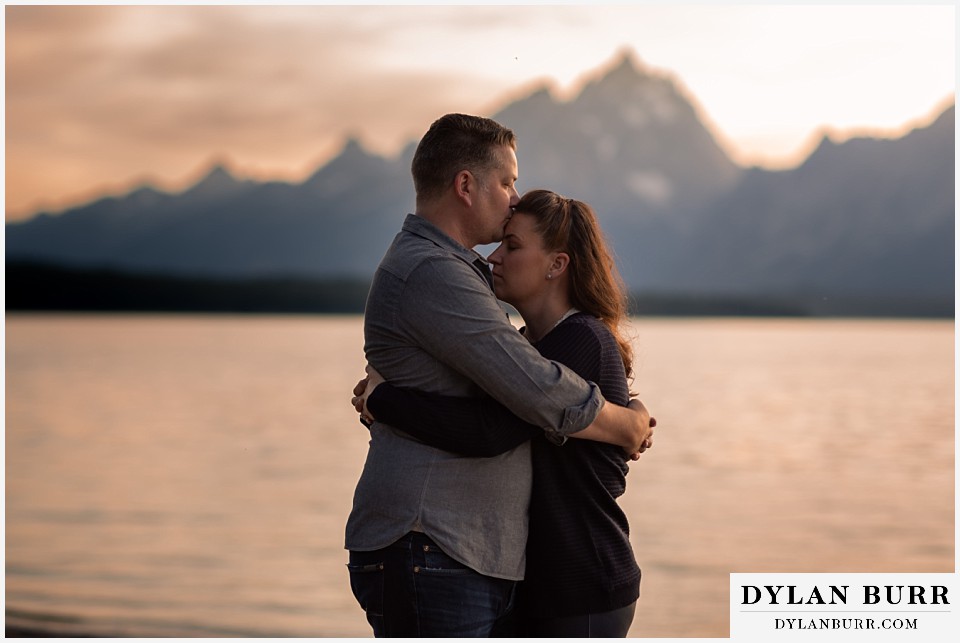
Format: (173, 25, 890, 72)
(472, 145, 520, 246)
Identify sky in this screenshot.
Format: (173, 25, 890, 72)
(4, 2, 956, 221)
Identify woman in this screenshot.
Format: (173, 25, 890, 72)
(357, 189, 651, 637)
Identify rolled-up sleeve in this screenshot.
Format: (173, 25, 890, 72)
(398, 255, 603, 436)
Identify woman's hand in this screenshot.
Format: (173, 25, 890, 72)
(351, 375, 368, 414)
(351, 364, 386, 425)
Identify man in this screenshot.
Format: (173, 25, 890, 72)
(345, 113, 653, 637)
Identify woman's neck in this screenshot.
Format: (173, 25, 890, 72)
(517, 294, 575, 343)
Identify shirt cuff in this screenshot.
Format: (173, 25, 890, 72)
(544, 381, 605, 444)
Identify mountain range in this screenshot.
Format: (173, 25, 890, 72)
(6, 51, 955, 313)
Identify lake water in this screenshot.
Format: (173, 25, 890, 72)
(4, 314, 955, 638)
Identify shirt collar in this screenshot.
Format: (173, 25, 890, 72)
(402, 213, 488, 266)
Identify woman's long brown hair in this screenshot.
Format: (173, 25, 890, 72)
(515, 189, 634, 381)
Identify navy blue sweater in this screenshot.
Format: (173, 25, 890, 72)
(366, 312, 641, 617)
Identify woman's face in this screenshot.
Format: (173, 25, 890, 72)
(487, 212, 555, 308)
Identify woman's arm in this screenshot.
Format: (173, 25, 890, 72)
(355, 320, 650, 457)
(364, 377, 539, 457)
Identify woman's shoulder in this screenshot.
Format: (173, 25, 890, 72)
(540, 312, 615, 358)
(531, 314, 601, 380)
(562, 312, 615, 342)
(566, 313, 630, 399)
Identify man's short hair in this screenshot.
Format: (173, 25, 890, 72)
(411, 114, 517, 202)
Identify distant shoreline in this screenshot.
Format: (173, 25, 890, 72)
(6, 625, 93, 638)
(5, 261, 953, 319)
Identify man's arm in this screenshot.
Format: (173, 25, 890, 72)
(572, 398, 654, 453)
(356, 375, 653, 456)
(353, 371, 654, 456)
(392, 256, 650, 446)
(394, 256, 601, 436)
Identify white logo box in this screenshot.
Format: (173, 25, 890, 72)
(730, 573, 958, 642)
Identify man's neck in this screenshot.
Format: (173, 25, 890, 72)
(416, 203, 473, 249)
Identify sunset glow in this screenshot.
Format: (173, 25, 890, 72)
(4, 3, 955, 220)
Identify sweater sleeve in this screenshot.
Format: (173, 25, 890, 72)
(365, 384, 539, 457)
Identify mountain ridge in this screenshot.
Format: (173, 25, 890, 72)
(6, 52, 954, 310)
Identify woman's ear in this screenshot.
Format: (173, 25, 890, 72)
(551, 252, 570, 276)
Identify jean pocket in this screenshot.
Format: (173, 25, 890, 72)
(417, 546, 475, 576)
(347, 555, 385, 618)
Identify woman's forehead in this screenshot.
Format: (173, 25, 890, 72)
(505, 211, 537, 236)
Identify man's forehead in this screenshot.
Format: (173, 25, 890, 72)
(495, 145, 518, 168)
(475, 145, 517, 182)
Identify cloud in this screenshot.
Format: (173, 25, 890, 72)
(2, 7, 416, 213)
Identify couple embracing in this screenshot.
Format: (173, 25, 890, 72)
(345, 113, 657, 638)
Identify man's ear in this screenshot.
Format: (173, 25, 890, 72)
(454, 170, 475, 206)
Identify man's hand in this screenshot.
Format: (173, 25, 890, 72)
(626, 415, 656, 461)
(570, 396, 655, 453)
(623, 398, 654, 455)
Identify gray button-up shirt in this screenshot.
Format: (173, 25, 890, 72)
(344, 214, 604, 580)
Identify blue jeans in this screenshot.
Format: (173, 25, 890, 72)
(347, 532, 518, 637)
